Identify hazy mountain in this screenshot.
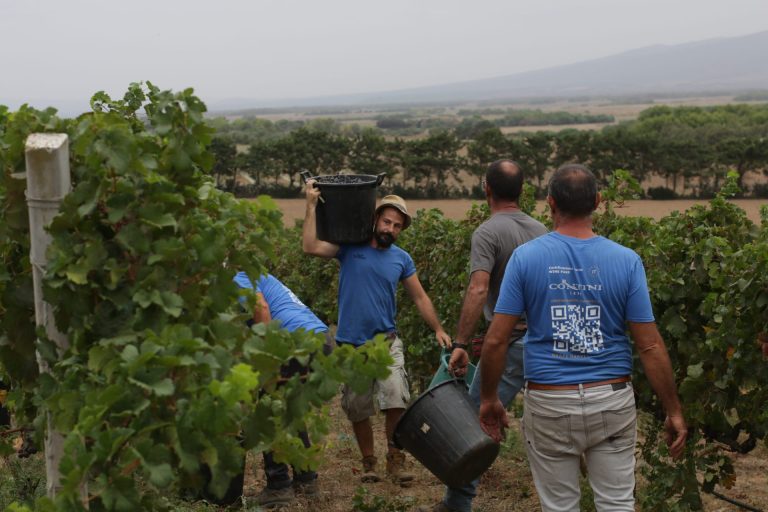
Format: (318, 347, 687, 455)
(211, 30, 768, 110)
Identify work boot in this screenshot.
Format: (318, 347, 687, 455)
(361, 455, 381, 483)
(386, 451, 415, 486)
(293, 478, 320, 498)
(255, 486, 294, 509)
(415, 503, 460, 512)
(17, 433, 38, 459)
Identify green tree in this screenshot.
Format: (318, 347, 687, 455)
(714, 132, 768, 192)
(401, 131, 463, 192)
(466, 128, 510, 187)
(208, 136, 237, 190)
(347, 129, 392, 180)
(508, 132, 554, 193)
(279, 128, 349, 186)
(552, 129, 593, 169)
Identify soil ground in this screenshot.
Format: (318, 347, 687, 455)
(239, 395, 768, 511)
(243, 396, 538, 511)
(272, 198, 767, 228)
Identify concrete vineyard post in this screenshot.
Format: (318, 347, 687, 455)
(24, 133, 79, 501)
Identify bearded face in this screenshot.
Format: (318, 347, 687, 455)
(372, 207, 406, 249)
(374, 229, 395, 248)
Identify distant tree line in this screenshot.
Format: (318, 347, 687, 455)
(733, 91, 768, 102)
(457, 108, 614, 126)
(375, 110, 615, 138)
(210, 108, 614, 143)
(208, 104, 768, 199)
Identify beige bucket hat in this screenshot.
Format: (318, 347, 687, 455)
(375, 195, 412, 229)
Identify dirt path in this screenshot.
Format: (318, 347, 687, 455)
(242, 397, 768, 511)
(244, 397, 540, 511)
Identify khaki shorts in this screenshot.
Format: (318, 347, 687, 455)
(340, 336, 410, 422)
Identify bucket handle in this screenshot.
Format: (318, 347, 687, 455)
(375, 173, 386, 187)
(300, 169, 324, 203)
(440, 348, 458, 379)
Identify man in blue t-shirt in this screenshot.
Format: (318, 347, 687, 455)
(303, 188, 451, 486)
(234, 272, 330, 509)
(478, 164, 687, 511)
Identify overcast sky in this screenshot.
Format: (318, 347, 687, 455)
(1, 0, 767, 113)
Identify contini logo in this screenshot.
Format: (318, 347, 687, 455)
(548, 280, 602, 291)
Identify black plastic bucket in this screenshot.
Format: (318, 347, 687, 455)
(302, 171, 385, 245)
(393, 379, 500, 488)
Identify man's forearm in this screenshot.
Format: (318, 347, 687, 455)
(253, 292, 272, 324)
(414, 295, 445, 334)
(480, 337, 506, 401)
(302, 203, 318, 252)
(480, 314, 520, 401)
(639, 345, 683, 417)
(631, 322, 684, 417)
(455, 284, 487, 343)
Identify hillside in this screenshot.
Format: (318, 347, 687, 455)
(211, 30, 768, 110)
(365, 30, 768, 103)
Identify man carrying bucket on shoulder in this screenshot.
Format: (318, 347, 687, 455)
(421, 159, 547, 512)
(303, 185, 452, 486)
(479, 164, 687, 511)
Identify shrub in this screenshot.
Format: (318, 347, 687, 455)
(646, 186, 678, 199)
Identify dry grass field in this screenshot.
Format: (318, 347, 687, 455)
(221, 94, 757, 139)
(272, 198, 767, 228)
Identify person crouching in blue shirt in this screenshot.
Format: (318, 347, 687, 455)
(234, 271, 331, 509)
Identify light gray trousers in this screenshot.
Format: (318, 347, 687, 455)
(522, 383, 637, 512)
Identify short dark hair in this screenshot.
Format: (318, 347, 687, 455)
(548, 164, 598, 217)
(486, 159, 523, 201)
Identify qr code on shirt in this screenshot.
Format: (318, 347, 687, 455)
(550, 304, 604, 353)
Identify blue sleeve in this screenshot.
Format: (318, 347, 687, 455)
(233, 271, 254, 289)
(233, 271, 255, 309)
(626, 257, 655, 322)
(401, 252, 417, 280)
(494, 251, 525, 315)
(254, 274, 269, 294)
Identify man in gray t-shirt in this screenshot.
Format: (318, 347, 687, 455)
(426, 160, 547, 512)
(471, 210, 548, 332)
